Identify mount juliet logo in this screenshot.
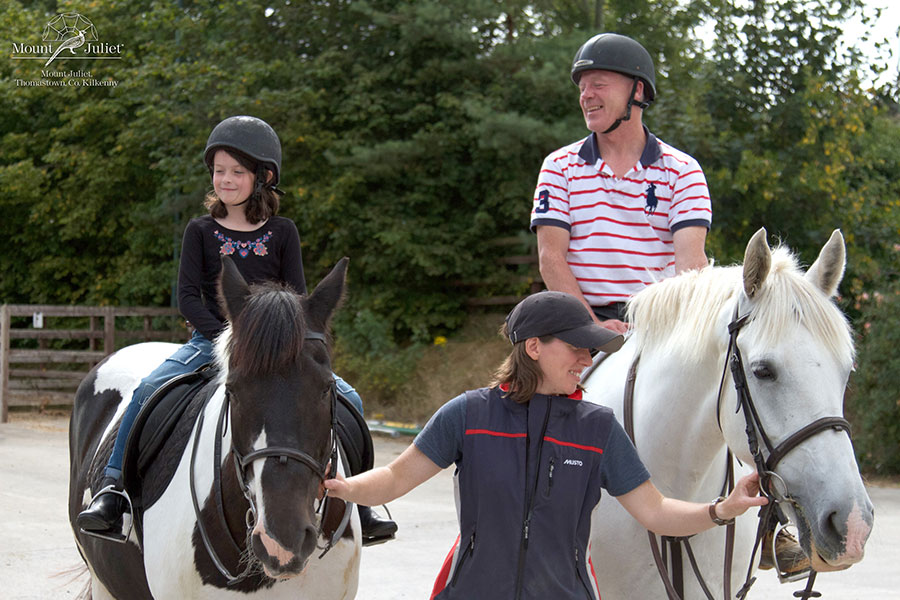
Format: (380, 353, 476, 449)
(10, 12, 123, 88)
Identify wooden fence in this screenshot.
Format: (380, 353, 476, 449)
(0, 305, 187, 422)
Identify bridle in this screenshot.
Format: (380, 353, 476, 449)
(189, 331, 351, 586)
(624, 299, 853, 600)
(722, 303, 851, 600)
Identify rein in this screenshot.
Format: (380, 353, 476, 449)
(188, 331, 350, 586)
(624, 356, 734, 600)
(623, 301, 852, 600)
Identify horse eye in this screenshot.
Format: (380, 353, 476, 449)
(751, 361, 777, 381)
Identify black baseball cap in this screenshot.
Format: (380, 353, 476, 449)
(506, 291, 625, 353)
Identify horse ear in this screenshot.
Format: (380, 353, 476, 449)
(742, 227, 771, 299)
(305, 257, 349, 332)
(219, 256, 251, 320)
(805, 229, 845, 297)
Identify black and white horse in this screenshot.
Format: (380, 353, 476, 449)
(68, 257, 360, 599)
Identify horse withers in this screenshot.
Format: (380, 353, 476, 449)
(68, 257, 360, 599)
(584, 229, 874, 599)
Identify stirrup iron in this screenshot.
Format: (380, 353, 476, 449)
(79, 484, 135, 544)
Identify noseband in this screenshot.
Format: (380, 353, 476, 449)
(189, 331, 345, 586)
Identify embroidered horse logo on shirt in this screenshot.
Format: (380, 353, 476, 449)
(645, 183, 658, 215)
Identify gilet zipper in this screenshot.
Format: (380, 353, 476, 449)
(514, 399, 553, 600)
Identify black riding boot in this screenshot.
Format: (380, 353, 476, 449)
(76, 476, 128, 532)
(358, 505, 397, 546)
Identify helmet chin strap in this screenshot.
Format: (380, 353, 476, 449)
(233, 165, 281, 206)
(601, 78, 649, 135)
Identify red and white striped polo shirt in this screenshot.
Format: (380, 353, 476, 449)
(530, 129, 711, 307)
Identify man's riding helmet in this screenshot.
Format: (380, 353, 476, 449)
(571, 33, 656, 134)
(571, 33, 656, 103)
(204, 115, 282, 191)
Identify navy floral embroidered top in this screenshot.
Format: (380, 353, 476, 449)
(178, 215, 307, 340)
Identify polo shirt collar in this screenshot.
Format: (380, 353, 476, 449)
(577, 125, 662, 168)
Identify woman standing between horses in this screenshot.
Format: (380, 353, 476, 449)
(76, 115, 396, 544)
(324, 291, 768, 599)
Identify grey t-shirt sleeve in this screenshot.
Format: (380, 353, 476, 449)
(599, 417, 652, 496)
(413, 392, 467, 469)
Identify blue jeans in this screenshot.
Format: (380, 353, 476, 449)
(334, 374, 363, 415)
(105, 331, 214, 480)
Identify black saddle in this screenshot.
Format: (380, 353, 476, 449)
(334, 390, 374, 476)
(121, 365, 218, 526)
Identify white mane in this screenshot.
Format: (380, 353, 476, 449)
(212, 325, 231, 383)
(627, 246, 854, 365)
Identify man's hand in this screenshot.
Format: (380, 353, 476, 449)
(600, 318, 629, 334)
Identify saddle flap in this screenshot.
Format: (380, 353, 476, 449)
(334, 391, 374, 475)
(121, 366, 217, 509)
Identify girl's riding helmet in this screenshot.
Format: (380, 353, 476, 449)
(203, 116, 282, 185)
(570, 33, 656, 104)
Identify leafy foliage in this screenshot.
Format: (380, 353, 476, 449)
(848, 285, 900, 475)
(2, 1, 899, 465)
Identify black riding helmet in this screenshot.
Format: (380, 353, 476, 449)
(571, 33, 655, 134)
(204, 115, 282, 188)
(571, 33, 656, 103)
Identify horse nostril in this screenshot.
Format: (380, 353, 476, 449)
(300, 524, 318, 556)
(825, 511, 841, 536)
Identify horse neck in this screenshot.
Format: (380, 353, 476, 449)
(630, 345, 731, 498)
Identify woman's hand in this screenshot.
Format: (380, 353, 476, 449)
(716, 472, 769, 521)
(323, 471, 350, 501)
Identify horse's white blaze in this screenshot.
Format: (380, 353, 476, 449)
(248, 430, 303, 573)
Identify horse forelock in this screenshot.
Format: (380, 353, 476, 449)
(747, 246, 854, 364)
(628, 246, 853, 365)
(225, 283, 308, 378)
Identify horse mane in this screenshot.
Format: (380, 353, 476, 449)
(215, 282, 308, 378)
(627, 246, 854, 365)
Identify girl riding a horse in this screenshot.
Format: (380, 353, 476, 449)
(75, 115, 396, 545)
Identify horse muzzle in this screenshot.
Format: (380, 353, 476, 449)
(251, 522, 318, 578)
(796, 497, 873, 571)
